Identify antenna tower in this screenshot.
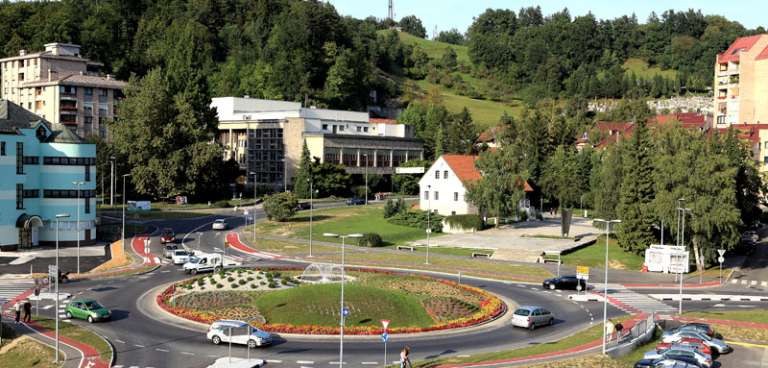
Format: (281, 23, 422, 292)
(388, 0, 394, 21)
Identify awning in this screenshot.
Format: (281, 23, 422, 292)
(16, 214, 43, 229)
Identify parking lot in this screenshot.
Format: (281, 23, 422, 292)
(718, 344, 767, 367)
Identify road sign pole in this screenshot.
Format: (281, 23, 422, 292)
(384, 338, 387, 367)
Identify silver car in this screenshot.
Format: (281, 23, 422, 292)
(654, 359, 701, 368)
(643, 345, 712, 368)
(511, 306, 554, 330)
(662, 329, 732, 354)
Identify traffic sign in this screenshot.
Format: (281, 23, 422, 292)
(381, 332, 389, 343)
(426, 229, 432, 234)
(380, 319, 390, 331)
(341, 307, 350, 317)
(717, 249, 726, 257)
(718, 256, 725, 264)
(48, 265, 58, 278)
(576, 265, 589, 280)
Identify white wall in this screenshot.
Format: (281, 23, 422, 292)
(418, 157, 477, 216)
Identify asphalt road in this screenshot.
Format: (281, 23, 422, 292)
(41, 212, 623, 368)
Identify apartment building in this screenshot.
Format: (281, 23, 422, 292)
(213, 97, 423, 189)
(0, 100, 96, 251)
(0, 43, 126, 138)
(714, 34, 768, 127)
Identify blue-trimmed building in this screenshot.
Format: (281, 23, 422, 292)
(0, 100, 96, 251)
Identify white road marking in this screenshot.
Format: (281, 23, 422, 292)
(115, 339, 126, 344)
(296, 361, 315, 364)
(161, 270, 171, 273)
(134, 344, 145, 348)
(42, 305, 53, 310)
(155, 348, 169, 352)
(457, 354, 471, 357)
(266, 360, 283, 363)
(180, 351, 195, 355)
(361, 362, 378, 365)
(328, 362, 346, 365)
(62, 319, 71, 322)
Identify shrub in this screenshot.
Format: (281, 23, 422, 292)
(268, 282, 277, 289)
(216, 283, 224, 289)
(281, 276, 293, 285)
(197, 279, 205, 286)
(250, 284, 258, 289)
(357, 233, 384, 247)
(444, 214, 483, 231)
(260, 281, 266, 286)
(213, 200, 231, 208)
(238, 279, 246, 285)
(388, 210, 443, 232)
(227, 276, 235, 282)
(246, 277, 254, 282)
(231, 283, 239, 288)
(263, 192, 298, 221)
(383, 199, 406, 218)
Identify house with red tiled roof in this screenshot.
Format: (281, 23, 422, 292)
(717, 123, 768, 172)
(714, 34, 768, 127)
(418, 154, 534, 217)
(577, 113, 711, 151)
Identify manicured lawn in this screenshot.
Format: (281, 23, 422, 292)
(388, 245, 494, 258)
(683, 309, 768, 324)
(0, 336, 59, 368)
(561, 235, 645, 271)
(34, 317, 112, 363)
(255, 283, 434, 328)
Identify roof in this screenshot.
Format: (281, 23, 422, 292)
(650, 113, 708, 130)
(0, 99, 84, 143)
(718, 35, 763, 63)
(442, 154, 481, 183)
(757, 44, 768, 61)
(717, 124, 768, 146)
(46, 124, 84, 143)
(478, 125, 503, 143)
(369, 118, 398, 125)
(23, 73, 126, 89)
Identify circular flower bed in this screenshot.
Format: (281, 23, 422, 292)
(157, 267, 505, 335)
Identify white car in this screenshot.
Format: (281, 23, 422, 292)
(212, 219, 227, 230)
(206, 357, 265, 368)
(207, 320, 272, 348)
(511, 306, 554, 330)
(171, 250, 194, 265)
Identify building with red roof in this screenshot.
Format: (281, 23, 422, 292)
(717, 124, 768, 172)
(714, 34, 768, 127)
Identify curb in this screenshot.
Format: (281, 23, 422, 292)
(622, 280, 723, 289)
(87, 324, 116, 367)
(650, 294, 768, 302)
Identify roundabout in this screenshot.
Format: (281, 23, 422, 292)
(156, 266, 505, 335)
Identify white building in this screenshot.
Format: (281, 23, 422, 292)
(418, 155, 481, 216)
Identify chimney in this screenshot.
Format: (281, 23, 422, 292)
(106, 74, 113, 80)
(19, 50, 26, 56)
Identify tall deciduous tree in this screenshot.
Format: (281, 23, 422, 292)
(292, 141, 313, 198)
(398, 15, 426, 38)
(617, 120, 656, 254)
(466, 144, 528, 222)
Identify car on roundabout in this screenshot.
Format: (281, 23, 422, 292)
(172, 249, 194, 265)
(346, 197, 365, 205)
(65, 298, 111, 323)
(511, 306, 554, 330)
(163, 244, 180, 258)
(212, 219, 228, 230)
(160, 228, 176, 243)
(207, 320, 272, 348)
(542, 275, 586, 291)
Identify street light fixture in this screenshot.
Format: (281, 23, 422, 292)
(363, 153, 369, 206)
(593, 218, 621, 355)
(426, 184, 432, 265)
(307, 177, 317, 257)
(122, 174, 131, 253)
(54, 212, 70, 363)
(72, 181, 84, 274)
(677, 207, 692, 314)
(249, 172, 258, 243)
(322, 232, 363, 368)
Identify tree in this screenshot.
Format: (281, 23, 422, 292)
(398, 15, 426, 38)
(311, 160, 352, 197)
(466, 145, 528, 222)
(263, 192, 298, 221)
(617, 120, 656, 254)
(436, 28, 465, 45)
(541, 146, 581, 210)
(393, 159, 429, 194)
(440, 48, 458, 71)
(591, 144, 623, 219)
(292, 141, 313, 198)
(444, 107, 477, 154)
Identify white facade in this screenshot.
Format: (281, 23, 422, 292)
(418, 156, 477, 216)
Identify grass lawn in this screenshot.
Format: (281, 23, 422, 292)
(255, 283, 434, 328)
(414, 79, 522, 128)
(388, 245, 494, 258)
(623, 58, 677, 80)
(683, 309, 768, 324)
(561, 235, 645, 271)
(394, 31, 471, 64)
(34, 317, 111, 363)
(0, 336, 59, 368)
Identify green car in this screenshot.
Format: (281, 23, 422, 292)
(64, 298, 111, 323)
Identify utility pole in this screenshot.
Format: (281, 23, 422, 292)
(110, 156, 115, 206)
(387, 0, 394, 21)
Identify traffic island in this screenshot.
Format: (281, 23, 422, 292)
(154, 267, 508, 337)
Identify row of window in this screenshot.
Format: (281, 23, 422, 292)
(320, 124, 371, 134)
(423, 190, 461, 202)
(16, 185, 93, 213)
(43, 189, 96, 198)
(43, 157, 97, 166)
(434, 170, 449, 179)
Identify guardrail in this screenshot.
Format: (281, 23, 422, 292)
(607, 312, 657, 357)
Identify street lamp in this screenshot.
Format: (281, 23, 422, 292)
(363, 154, 369, 206)
(110, 156, 115, 207)
(72, 181, 84, 274)
(308, 177, 317, 257)
(677, 207, 692, 314)
(322, 232, 363, 368)
(54, 212, 70, 363)
(249, 172, 258, 243)
(122, 174, 131, 253)
(426, 184, 432, 265)
(594, 218, 621, 355)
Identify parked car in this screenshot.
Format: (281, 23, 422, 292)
(657, 338, 712, 355)
(172, 249, 194, 265)
(674, 323, 716, 337)
(662, 329, 731, 354)
(160, 228, 176, 244)
(542, 275, 586, 291)
(163, 244, 180, 258)
(643, 345, 712, 368)
(212, 219, 228, 230)
(511, 306, 554, 330)
(206, 357, 265, 368)
(64, 298, 111, 323)
(207, 320, 272, 348)
(346, 198, 365, 205)
(634, 357, 702, 368)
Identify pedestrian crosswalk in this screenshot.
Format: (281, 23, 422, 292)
(607, 285, 676, 313)
(0, 279, 34, 305)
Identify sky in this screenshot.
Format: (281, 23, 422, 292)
(329, 0, 766, 37)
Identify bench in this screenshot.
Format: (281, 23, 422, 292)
(472, 252, 491, 258)
(397, 245, 416, 252)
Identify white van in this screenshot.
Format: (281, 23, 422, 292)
(182, 253, 238, 275)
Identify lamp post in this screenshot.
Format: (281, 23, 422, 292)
(54, 213, 70, 363)
(250, 172, 257, 243)
(323, 232, 363, 368)
(308, 177, 314, 257)
(426, 184, 432, 265)
(594, 218, 621, 355)
(122, 174, 131, 252)
(677, 207, 692, 314)
(363, 154, 369, 206)
(72, 181, 84, 274)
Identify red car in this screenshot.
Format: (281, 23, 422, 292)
(160, 228, 176, 244)
(657, 337, 712, 356)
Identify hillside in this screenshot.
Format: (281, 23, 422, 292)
(396, 31, 471, 65)
(623, 58, 678, 80)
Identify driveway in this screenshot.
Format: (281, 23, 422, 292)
(409, 217, 599, 262)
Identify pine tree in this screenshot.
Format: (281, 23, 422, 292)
(617, 120, 656, 254)
(292, 141, 313, 198)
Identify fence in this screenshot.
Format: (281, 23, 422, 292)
(607, 312, 657, 357)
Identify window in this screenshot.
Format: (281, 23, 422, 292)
(322, 124, 328, 130)
(424, 191, 429, 200)
(19, 60, 24, 67)
(363, 127, 368, 133)
(435, 170, 440, 179)
(454, 192, 459, 201)
(451, 211, 456, 215)
(84, 87, 93, 96)
(16, 142, 23, 174)
(85, 165, 91, 182)
(443, 170, 448, 179)
(35, 87, 42, 96)
(22, 156, 39, 165)
(0, 141, 4, 155)
(23, 189, 39, 198)
(16, 184, 23, 209)
(18, 73, 24, 81)
(356, 126, 362, 132)
(85, 197, 91, 214)
(338, 125, 345, 132)
(434, 191, 439, 200)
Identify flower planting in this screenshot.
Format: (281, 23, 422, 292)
(157, 267, 504, 335)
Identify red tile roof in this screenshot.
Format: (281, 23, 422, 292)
(757, 44, 768, 61)
(478, 125, 503, 143)
(442, 154, 481, 183)
(650, 113, 708, 130)
(369, 118, 398, 125)
(717, 124, 768, 145)
(718, 35, 762, 63)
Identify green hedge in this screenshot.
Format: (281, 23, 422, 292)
(357, 233, 384, 247)
(444, 214, 483, 231)
(387, 211, 443, 233)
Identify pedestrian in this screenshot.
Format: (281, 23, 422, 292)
(615, 321, 624, 340)
(14, 302, 21, 324)
(400, 346, 412, 368)
(605, 320, 615, 341)
(23, 299, 32, 323)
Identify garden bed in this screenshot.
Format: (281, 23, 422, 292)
(157, 267, 504, 335)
